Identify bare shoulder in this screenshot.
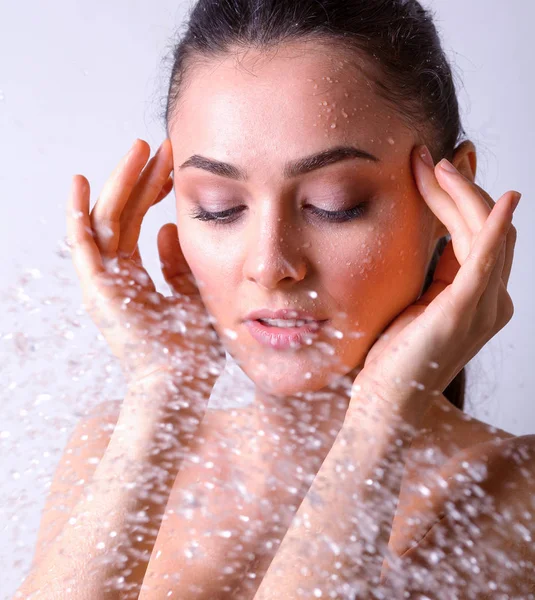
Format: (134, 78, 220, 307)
(391, 396, 524, 550)
(467, 432, 535, 509)
(393, 431, 535, 595)
(430, 400, 535, 509)
(422, 393, 516, 454)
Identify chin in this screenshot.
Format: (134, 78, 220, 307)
(229, 347, 359, 398)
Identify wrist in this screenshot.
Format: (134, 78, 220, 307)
(345, 376, 430, 436)
(123, 366, 212, 423)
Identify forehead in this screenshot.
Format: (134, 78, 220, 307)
(169, 41, 413, 173)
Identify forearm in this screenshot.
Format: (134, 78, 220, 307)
(16, 372, 210, 600)
(254, 384, 427, 599)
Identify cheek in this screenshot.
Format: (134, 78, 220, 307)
(177, 224, 240, 309)
(319, 205, 429, 319)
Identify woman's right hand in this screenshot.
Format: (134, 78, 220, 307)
(65, 138, 225, 389)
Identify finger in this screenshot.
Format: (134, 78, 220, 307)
(474, 183, 496, 210)
(476, 236, 506, 316)
(89, 139, 151, 258)
(412, 147, 473, 262)
(118, 139, 174, 258)
(153, 176, 174, 207)
(126, 178, 174, 270)
(441, 169, 519, 290)
(131, 243, 143, 267)
(157, 223, 199, 297)
(476, 246, 515, 338)
(475, 183, 517, 289)
(415, 239, 460, 306)
(502, 223, 517, 288)
(450, 191, 515, 311)
(434, 159, 493, 236)
(66, 175, 105, 294)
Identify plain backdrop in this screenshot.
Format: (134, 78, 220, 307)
(0, 0, 533, 596)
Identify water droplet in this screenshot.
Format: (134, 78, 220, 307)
(34, 393, 52, 406)
(217, 530, 233, 538)
(409, 380, 426, 391)
(308, 290, 318, 299)
(418, 484, 431, 497)
(223, 328, 238, 340)
(387, 137, 395, 145)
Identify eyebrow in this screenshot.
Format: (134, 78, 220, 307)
(178, 145, 380, 181)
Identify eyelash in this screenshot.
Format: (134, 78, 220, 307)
(189, 203, 368, 225)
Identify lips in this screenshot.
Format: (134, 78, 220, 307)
(244, 308, 326, 322)
(243, 309, 328, 350)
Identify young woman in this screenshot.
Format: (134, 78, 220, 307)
(17, 0, 534, 598)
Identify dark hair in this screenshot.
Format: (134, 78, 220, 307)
(162, 0, 467, 411)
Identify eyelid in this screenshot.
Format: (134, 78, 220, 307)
(307, 202, 367, 221)
(189, 201, 368, 224)
(188, 205, 245, 223)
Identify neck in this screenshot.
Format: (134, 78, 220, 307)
(250, 366, 362, 472)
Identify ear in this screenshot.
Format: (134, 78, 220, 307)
(451, 139, 477, 182)
(431, 140, 478, 241)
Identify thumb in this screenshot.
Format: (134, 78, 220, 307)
(157, 223, 199, 297)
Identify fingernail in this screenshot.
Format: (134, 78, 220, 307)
(419, 145, 435, 168)
(511, 192, 522, 212)
(438, 158, 458, 174)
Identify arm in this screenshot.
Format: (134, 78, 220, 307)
(255, 394, 535, 599)
(15, 371, 209, 600)
(30, 400, 122, 569)
(253, 384, 427, 599)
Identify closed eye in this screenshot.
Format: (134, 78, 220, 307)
(188, 202, 368, 225)
(306, 203, 367, 222)
(188, 206, 246, 224)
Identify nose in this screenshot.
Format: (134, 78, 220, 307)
(243, 212, 308, 289)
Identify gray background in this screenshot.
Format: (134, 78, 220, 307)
(0, 0, 533, 596)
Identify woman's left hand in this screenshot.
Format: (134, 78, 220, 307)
(349, 144, 520, 419)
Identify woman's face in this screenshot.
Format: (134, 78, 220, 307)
(169, 42, 443, 396)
